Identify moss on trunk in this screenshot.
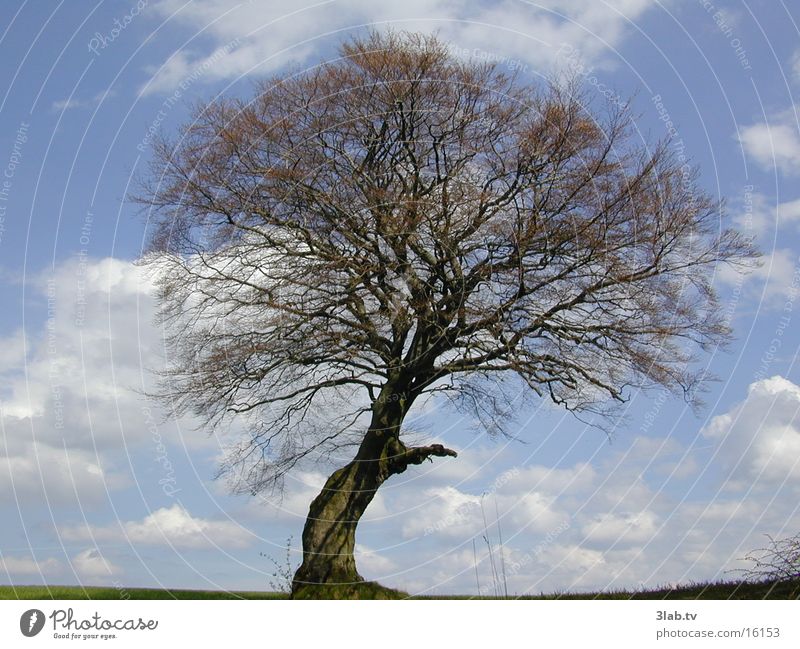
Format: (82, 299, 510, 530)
(292, 581, 408, 600)
(291, 388, 456, 598)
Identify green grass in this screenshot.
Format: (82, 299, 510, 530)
(1, 579, 797, 600)
(421, 579, 800, 600)
(0, 585, 286, 600)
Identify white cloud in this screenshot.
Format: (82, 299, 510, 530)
(778, 197, 800, 225)
(0, 555, 62, 576)
(0, 437, 128, 506)
(505, 462, 597, 495)
(0, 257, 157, 429)
(72, 548, 119, 578)
(732, 190, 800, 235)
(361, 396, 800, 595)
(51, 91, 115, 112)
(0, 329, 27, 371)
(60, 504, 254, 550)
(791, 49, 800, 84)
(5, 256, 799, 595)
(0, 256, 215, 504)
(143, 0, 661, 94)
(683, 499, 761, 523)
(540, 542, 607, 573)
(714, 191, 800, 311)
(716, 247, 798, 309)
(739, 106, 800, 175)
(354, 543, 397, 575)
(582, 510, 659, 544)
(732, 190, 772, 234)
(702, 376, 800, 488)
(400, 486, 481, 539)
(507, 492, 567, 533)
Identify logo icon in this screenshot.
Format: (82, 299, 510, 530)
(20, 609, 45, 637)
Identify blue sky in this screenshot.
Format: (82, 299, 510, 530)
(1, 0, 800, 596)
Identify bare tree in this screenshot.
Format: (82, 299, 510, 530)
(138, 31, 757, 597)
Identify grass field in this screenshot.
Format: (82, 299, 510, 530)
(0, 586, 285, 600)
(1, 579, 798, 600)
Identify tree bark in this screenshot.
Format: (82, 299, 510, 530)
(291, 389, 456, 596)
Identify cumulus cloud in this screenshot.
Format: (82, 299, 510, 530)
(0, 555, 63, 576)
(0, 256, 215, 505)
(738, 106, 800, 175)
(60, 504, 254, 550)
(702, 375, 800, 488)
(354, 544, 397, 574)
(0, 257, 157, 430)
(6, 257, 799, 596)
(72, 548, 119, 578)
(711, 191, 800, 310)
(778, 197, 800, 225)
(716, 247, 798, 309)
(0, 438, 128, 506)
(142, 0, 661, 94)
(400, 486, 482, 539)
(582, 510, 659, 544)
(731, 190, 800, 237)
(504, 461, 597, 495)
(354, 404, 800, 595)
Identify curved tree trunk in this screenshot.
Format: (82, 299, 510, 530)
(291, 390, 456, 597)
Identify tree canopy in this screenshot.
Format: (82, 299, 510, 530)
(139, 30, 756, 500)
